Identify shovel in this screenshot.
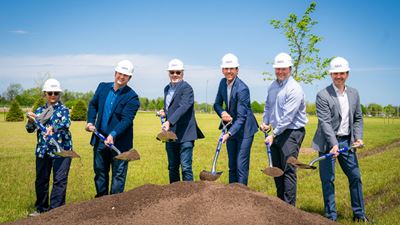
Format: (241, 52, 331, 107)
(155, 114, 178, 142)
(287, 144, 364, 170)
(92, 129, 140, 161)
(261, 131, 284, 177)
(199, 121, 232, 181)
(28, 114, 80, 158)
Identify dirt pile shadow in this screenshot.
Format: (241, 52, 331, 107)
(8, 182, 337, 225)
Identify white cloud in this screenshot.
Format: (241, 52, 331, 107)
(9, 30, 28, 35)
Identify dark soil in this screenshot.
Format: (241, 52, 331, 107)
(8, 182, 337, 225)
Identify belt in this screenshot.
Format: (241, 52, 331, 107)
(336, 135, 350, 139)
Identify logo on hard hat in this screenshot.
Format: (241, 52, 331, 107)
(121, 66, 128, 70)
(277, 60, 284, 63)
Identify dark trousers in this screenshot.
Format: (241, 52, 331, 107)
(226, 135, 254, 185)
(165, 141, 194, 183)
(271, 128, 305, 206)
(319, 136, 366, 220)
(94, 142, 128, 197)
(35, 156, 71, 212)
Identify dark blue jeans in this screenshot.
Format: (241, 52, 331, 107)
(94, 142, 128, 197)
(35, 155, 71, 212)
(270, 128, 305, 206)
(226, 135, 254, 185)
(165, 141, 194, 183)
(319, 136, 366, 220)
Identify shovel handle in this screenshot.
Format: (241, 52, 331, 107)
(93, 130, 122, 155)
(310, 145, 364, 166)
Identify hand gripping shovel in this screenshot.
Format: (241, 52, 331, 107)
(93, 129, 140, 161)
(287, 144, 364, 170)
(155, 114, 177, 142)
(199, 121, 232, 181)
(261, 131, 284, 177)
(28, 114, 80, 158)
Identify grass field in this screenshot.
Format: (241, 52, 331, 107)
(0, 112, 399, 224)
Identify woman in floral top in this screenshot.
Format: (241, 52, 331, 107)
(25, 78, 72, 216)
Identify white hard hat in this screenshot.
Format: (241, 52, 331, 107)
(42, 78, 62, 92)
(168, 59, 184, 71)
(115, 60, 134, 76)
(220, 53, 240, 68)
(329, 57, 350, 73)
(273, 52, 293, 68)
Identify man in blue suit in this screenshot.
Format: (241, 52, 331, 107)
(214, 53, 258, 185)
(86, 60, 140, 197)
(158, 59, 204, 183)
(312, 57, 368, 222)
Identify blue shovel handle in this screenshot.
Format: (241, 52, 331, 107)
(93, 130, 122, 155)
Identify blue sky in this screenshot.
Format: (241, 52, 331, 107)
(1, 0, 399, 106)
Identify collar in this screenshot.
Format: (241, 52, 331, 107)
(277, 75, 291, 87)
(226, 77, 237, 87)
(332, 84, 347, 95)
(169, 80, 183, 88)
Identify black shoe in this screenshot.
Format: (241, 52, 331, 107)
(353, 215, 369, 223)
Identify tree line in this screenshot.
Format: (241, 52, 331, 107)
(1, 83, 399, 118)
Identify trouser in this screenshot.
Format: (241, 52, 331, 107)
(35, 155, 71, 212)
(319, 136, 366, 220)
(165, 141, 194, 183)
(226, 135, 254, 185)
(94, 142, 128, 197)
(270, 127, 305, 206)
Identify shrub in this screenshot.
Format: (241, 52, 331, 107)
(71, 100, 87, 121)
(6, 100, 24, 122)
(32, 97, 46, 112)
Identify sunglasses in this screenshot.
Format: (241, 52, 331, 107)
(169, 71, 182, 75)
(46, 92, 60, 96)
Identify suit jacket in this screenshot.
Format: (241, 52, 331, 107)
(312, 84, 363, 152)
(164, 81, 204, 143)
(213, 77, 258, 139)
(87, 82, 140, 152)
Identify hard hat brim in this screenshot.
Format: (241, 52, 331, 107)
(115, 68, 133, 76)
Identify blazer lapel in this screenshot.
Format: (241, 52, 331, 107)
(221, 80, 228, 110)
(328, 84, 342, 117)
(169, 81, 184, 108)
(228, 78, 239, 111)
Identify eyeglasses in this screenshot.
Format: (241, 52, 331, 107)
(46, 92, 60, 96)
(169, 71, 182, 75)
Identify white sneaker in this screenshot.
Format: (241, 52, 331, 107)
(28, 211, 41, 217)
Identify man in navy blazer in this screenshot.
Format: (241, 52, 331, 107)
(312, 57, 368, 222)
(86, 60, 140, 197)
(158, 59, 204, 183)
(214, 53, 258, 185)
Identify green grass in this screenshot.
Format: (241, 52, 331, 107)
(0, 112, 399, 224)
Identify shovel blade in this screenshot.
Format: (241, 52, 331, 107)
(261, 167, 284, 177)
(114, 149, 140, 161)
(287, 156, 316, 170)
(199, 170, 222, 181)
(156, 131, 178, 142)
(55, 150, 81, 158)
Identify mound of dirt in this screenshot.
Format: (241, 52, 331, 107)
(8, 182, 336, 225)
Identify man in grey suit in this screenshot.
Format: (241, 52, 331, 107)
(312, 57, 368, 222)
(158, 59, 204, 183)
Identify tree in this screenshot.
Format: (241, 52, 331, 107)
(6, 100, 24, 122)
(71, 100, 88, 121)
(5, 83, 23, 101)
(367, 103, 382, 117)
(360, 104, 367, 115)
(251, 101, 264, 113)
(32, 97, 46, 112)
(383, 104, 396, 117)
(265, 1, 331, 84)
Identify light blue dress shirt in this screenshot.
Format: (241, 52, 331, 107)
(263, 76, 308, 136)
